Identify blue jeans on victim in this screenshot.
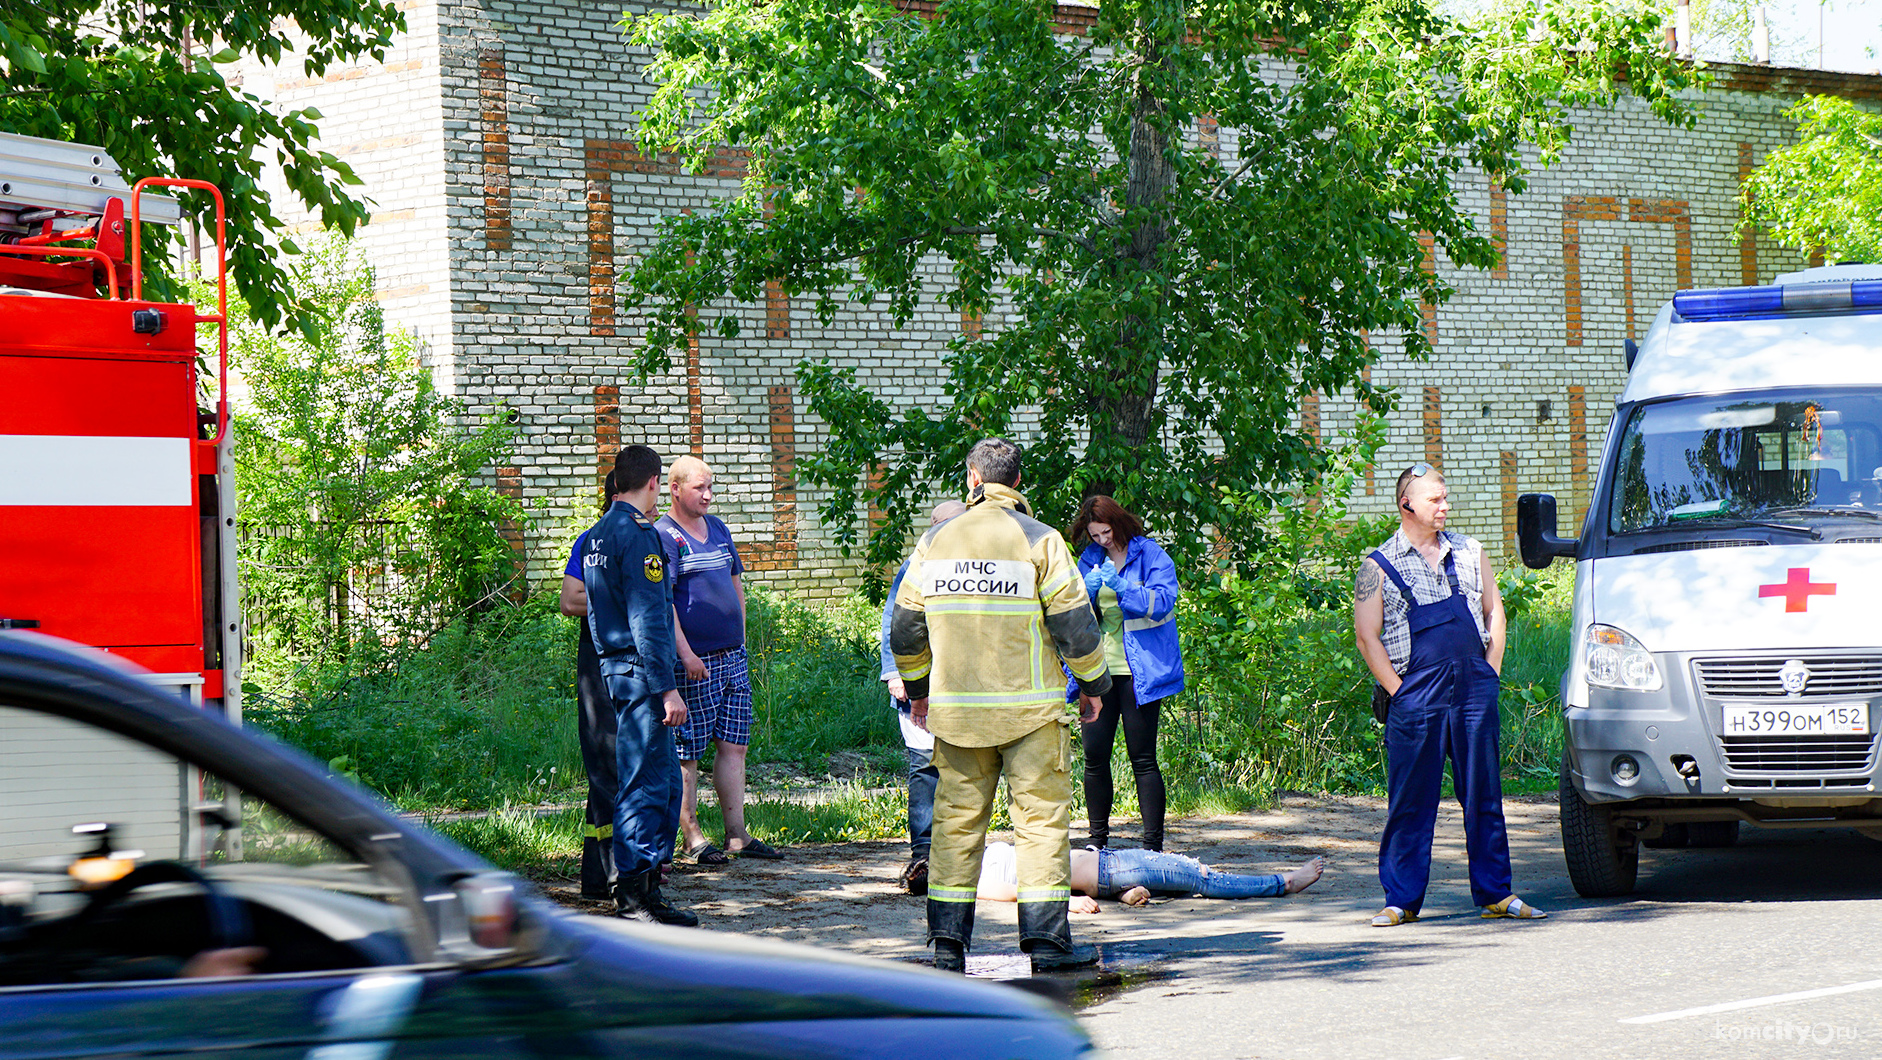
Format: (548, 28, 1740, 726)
(1096, 847, 1285, 899)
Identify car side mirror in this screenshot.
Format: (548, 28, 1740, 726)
(1624, 337, 1639, 371)
(1517, 493, 1579, 569)
(434, 872, 536, 964)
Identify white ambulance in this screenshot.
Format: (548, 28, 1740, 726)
(1518, 263, 1882, 897)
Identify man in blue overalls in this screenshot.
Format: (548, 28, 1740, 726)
(583, 445, 697, 926)
(1353, 463, 1545, 926)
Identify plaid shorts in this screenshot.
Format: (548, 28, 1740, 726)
(673, 646, 753, 760)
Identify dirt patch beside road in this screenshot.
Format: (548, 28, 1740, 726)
(540, 791, 1565, 965)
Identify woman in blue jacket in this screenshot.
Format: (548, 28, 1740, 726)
(1068, 496, 1185, 852)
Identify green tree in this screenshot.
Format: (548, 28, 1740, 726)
(232, 238, 522, 659)
(1, 0, 404, 330)
(1741, 94, 1882, 266)
(619, 0, 1696, 587)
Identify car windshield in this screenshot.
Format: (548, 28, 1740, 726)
(0, 702, 411, 986)
(1609, 388, 1882, 534)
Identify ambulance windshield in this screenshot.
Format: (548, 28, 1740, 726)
(1610, 389, 1882, 534)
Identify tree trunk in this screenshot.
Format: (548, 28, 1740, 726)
(1091, 6, 1177, 463)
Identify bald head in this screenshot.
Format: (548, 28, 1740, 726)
(669, 455, 715, 521)
(670, 455, 711, 487)
(930, 500, 967, 526)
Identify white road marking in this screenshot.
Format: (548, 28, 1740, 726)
(1621, 979, 1882, 1024)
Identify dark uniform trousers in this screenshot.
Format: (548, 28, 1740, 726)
(1372, 549, 1513, 913)
(575, 631, 618, 898)
(609, 669, 682, 876)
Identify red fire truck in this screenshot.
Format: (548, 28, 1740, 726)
(1, 132, 243, 853)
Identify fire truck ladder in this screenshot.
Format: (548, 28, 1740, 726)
(0, 132, 180, 296)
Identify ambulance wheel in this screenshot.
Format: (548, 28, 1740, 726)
(1559, 754, 1638, 897)
(1686, 820, 1739, 848)
(1642, 823, 1688, 848)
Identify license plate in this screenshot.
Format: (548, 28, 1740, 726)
(1721, 703, 1870, 736)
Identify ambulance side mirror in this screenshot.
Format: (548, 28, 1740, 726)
(1624, 337, 1639, 371)
(1517, 493, 1578, 570)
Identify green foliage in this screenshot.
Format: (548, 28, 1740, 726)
(231, 237, 522, 659)
(245, 596, 583, 810)
(1742, 95, 1882, 266)
(619, 0, 1697, 586)
(744, 586, 902, 772)
(0, 0, 404, 331)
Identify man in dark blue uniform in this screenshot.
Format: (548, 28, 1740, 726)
(582, 445, 698, 927)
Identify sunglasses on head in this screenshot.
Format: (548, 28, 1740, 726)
(1407, 462, 1433, 478)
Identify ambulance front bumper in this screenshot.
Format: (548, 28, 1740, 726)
(1565, 650, 1882, 804)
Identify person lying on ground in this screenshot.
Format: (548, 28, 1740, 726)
(974, 841, 1325, 912)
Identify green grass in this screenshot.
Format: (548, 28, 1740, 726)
(249, 569, 1579, 860)
(433, 786, 913, 875)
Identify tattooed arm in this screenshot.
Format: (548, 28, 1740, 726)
(1352, 559, 1401, 694)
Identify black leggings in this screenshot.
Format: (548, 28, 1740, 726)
(1080, 675, 1166, 850)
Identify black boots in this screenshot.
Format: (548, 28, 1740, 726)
(898, 856, 929, 896)
(932, 938, 966, 972)
(613, 870, 698, 927)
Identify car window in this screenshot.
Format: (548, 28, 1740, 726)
(0, 702, 415, 987)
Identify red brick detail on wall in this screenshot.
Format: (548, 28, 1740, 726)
(1418, 231, 1438, 342)
(961, 310, 982, 340)
(745, 385, 800, 572)
(1422, 386, 1443, 469)
(1563, 196, 1690, 347)
(1360, 360, 1376, 496)
(593, 385, 620, 507)
(686, 329, 703, 455)
(1737, 142, 1759, 285)
(1622, 243, 1636, 341)
(1809, 246, 1826, 268)
(583, 139, 750, 336)
(1500, 450, 1519, 561)
(1301, 390, 1321, 445)
(1490, 182, 1509, 280)
(1200, 113, 1218, 160)
(1569, 385, 1588, 528)
(480, 47, 510, 253)
(766, 279, 790, 338)
(889, 0, 1095, 34)
(496, 465, 526, 595)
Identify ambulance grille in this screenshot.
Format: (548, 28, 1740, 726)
(1632, 539, 1768, 554)
(1694, 656, 1882, 698)
(1718, 734, 1876, 775)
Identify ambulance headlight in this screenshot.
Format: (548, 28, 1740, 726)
(1585, 624, 1663, 691)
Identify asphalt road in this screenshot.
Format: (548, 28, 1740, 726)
(1077, 804, 1882, 1060)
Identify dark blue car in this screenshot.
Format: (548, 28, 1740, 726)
(0, 634, 1094, 1058)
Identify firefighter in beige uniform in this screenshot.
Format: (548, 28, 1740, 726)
(892, 438, 1110, 973)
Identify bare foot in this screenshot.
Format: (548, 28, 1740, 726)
(1119, 885, 1151, 906)
(1282, 856, 1326, 895)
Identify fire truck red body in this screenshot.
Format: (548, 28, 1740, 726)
(0, 132, 238, 716)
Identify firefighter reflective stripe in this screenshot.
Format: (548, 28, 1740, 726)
(1123, 611, 1175, 633)
(1016, 887, 1072, 902)
(0, 434, 191, 505)
(925, 598, 1041, 616)
(929, 884, 978, 904)
(584, 823, 613, 840)
(928, 690, 1066, 708)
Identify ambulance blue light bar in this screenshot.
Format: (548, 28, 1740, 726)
(1674, 281, 1882, 321)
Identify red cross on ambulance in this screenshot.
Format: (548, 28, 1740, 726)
(1758, 567, 1837, 613)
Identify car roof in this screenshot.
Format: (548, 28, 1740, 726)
(0, 632, 479, 882)
(1624, 298, 1882, 405)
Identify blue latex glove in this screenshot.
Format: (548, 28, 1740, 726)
(1083, 565, 1105, 593)
(1099, 560, 1124, 591)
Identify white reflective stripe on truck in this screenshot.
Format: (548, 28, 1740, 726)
(0, 434, 191, 505)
